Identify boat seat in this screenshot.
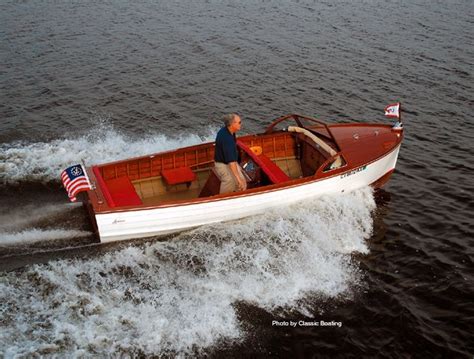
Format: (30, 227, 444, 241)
(104, 176, 143, 207)
(161, 166, 196, 187)
(237, 140, 290, 184)
(93, 167, 143, 207)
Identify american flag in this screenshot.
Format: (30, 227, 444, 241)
(61, 164, 92, 202)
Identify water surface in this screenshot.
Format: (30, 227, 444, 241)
(1, 0, 473, 357)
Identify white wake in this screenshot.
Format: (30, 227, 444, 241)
(0, 228, 91, 246)
(0, 187, 376, 357)
(0, 120, 217, 184)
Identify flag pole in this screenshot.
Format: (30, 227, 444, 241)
(393, 102, 403, 131)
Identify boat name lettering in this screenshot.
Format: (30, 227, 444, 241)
(112, 219, 126, 224)
(340, 165, 367, 179)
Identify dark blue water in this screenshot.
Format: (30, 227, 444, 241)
(1, 0, 473, 357)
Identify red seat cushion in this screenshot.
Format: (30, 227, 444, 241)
(237, 140, 290, 184)
(105, 176, 142, 207)
(162, 167, 196, 186)
(257, 155, 291, 184)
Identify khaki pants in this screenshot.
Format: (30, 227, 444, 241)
(214, 162, 247, 194)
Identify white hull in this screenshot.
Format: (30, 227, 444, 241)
(96, 145, 401, 243)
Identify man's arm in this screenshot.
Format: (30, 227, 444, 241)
(228, 161, 246, 190)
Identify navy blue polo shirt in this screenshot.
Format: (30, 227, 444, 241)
(214, 127, 238, 164)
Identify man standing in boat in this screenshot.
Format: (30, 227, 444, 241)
(214, 113, 247, 193)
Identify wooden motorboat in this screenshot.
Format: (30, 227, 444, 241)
(82, 114, 403, 243)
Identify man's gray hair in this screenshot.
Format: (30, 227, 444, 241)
(222, 113, 238, 127)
